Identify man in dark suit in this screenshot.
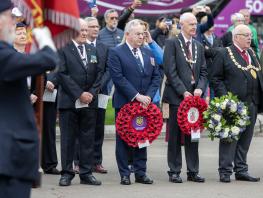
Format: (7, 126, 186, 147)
(163, 12, 207, 183)
(108, 19, 160, 185)
(57, 18, 103, 186)
(85, 17, 109, 174)
(0, 1, 57, 197)
(211, 24, 263, 183)
(200, 25, 222, 100)
(41, 71, 60, 175)
(201, 26, 222, 81)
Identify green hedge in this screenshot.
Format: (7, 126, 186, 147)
(105, 99, 115, 125)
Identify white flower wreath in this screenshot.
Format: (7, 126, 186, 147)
(203, 92, 250, 142)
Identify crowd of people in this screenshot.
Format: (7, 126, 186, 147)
(0, 0, 263, 197)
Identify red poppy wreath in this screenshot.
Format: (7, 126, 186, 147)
(177, 96, 208, 135)
(116, 101, 163, 148)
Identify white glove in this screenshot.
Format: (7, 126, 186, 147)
(32, 26, 57, 52)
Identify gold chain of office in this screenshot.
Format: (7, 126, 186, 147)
(226, 47, 261, 79)
(178, 38, 197, 64)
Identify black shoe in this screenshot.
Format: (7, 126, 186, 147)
(135, 175, 153, 184)
(235, 173, 260, 182)
(44, 168, 61, 175)
(120, 176, 131, 185)
(220, 174, 231, 183)
(169, 174, 183, 183)
(80, 174, 102, 185)
(187, 173, 205, 183)
(59, 174, 74, 186)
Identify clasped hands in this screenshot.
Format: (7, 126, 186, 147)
(79, 92, 93, 104)
(183, 89, 202, 98)
(136, 94, 151, 108)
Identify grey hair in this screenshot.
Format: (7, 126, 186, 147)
(231, 13, 244, 24)
(232, 24, 250, 37)
(124, 19, 142, 34)
(84, 16, 97, 24)
(104, 9, 118, 20)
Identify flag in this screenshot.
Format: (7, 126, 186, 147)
(12, 0, 80, 48)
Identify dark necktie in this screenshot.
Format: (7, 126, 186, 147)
(90, 42, 95, 47)
(78, 45, 88, 69)
(186, 41, 192, 60)
(186, 41, 195, 85)
(78, 45, 84, 56)
(132, 48, 144, 73)
(241, 50, 249, 64)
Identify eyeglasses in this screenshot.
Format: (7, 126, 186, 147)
(88, 25, 100, 29)
(134, 32, 144, 36)
(236, 33, 252, 37)
(236, 19, 245, 22)
(109, 17, 118, 20)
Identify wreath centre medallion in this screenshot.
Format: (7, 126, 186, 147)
(177, 96, 208, 136)
(132, 116, 147, 131)
(187, 107, 199, 124)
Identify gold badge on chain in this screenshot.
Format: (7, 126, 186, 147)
(250, 69, 257, 79)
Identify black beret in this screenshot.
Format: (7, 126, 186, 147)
(16, 22, 26, 28)
(0, 0, 13, 13)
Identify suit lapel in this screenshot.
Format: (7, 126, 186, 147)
(192, 40, 199, 80)
(70, 42, 87, 71)
(230, 45, 250, 80)
(248, 49, 263, 91)
(141, 47, 149, 74)
(178, 33, 194, 71)
(178, 33, 187, 51)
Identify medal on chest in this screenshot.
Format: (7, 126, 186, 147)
(250, 69, 257, 79)
(227, 47, 261, 79)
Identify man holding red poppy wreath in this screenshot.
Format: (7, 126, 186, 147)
(163, 12, 207, 183)
(108, 19, 160, 185)
(211, 24, 263, 183)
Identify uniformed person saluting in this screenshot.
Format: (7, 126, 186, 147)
(0, 0, 58, 197)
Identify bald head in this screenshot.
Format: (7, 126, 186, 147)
(232, 24, 252, 50)
(179, 12, 197, 39)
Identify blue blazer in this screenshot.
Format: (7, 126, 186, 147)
(108, 43, 161, 109)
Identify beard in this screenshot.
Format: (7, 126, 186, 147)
(2, 23, 16, 45)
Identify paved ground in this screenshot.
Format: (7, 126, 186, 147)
(32, 136, 263, 198)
